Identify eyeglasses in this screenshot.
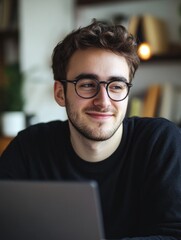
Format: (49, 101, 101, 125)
(59, 78, 132, 102)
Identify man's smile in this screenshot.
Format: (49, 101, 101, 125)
(86, 111, 114, 120)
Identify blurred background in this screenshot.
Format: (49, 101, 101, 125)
(0, 0, 181, 150)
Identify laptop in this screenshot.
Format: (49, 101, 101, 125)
(0, 181, 105, 240)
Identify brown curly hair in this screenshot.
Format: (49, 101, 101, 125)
(52, 19, 140, 83)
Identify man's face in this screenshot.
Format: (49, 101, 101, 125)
(56, 48, 130, 141)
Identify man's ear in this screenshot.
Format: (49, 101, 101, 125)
(54, 81, 66, 107)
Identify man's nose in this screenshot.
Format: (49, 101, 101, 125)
(93, 84, 111, 108)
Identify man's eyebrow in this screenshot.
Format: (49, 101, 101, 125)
(109, 76, 128, 83)
(74, 73, 128, 83)
(75, 73, 98, 80)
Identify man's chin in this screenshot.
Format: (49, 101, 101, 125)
(79, 127, 117, 142)
(68, 116, 121, 141)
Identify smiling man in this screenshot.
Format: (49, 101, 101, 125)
(54, 47, 130, 161)
(0, 20, 181, 240)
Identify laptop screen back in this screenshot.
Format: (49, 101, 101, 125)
(0, 181, 105, 240)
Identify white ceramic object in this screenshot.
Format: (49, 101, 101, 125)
(1, 112, 26, 137)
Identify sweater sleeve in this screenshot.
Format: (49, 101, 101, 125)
(0, 121, 66, 180)
(0, 134, 29, 179)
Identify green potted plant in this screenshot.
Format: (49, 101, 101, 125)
(0, 63, 25, 137)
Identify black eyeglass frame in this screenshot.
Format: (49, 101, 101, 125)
(59, 78, 132, 102)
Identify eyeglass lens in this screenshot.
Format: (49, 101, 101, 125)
(75, 78, 129, 101)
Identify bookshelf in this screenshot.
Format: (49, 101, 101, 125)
(0, 30, 19, 69)
(128, 82, 181, 127)
(0, 0, 20, 138)
(0, 0, 19, 86)
(0, 0, 19, 53)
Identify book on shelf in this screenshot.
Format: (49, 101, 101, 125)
(128, 83, 181, 125)
(159, 83, 175, 121)
(128, 14, 169, 56)
(128, 97, 143, 117)
(142, 14, 169, 56)
(0, 0, 11, 29)
(142, 84, 161, 118)
(173, 87, 181, 125)
(0, 0, 17, 30)
(127, 85, 161, 118)
(159, 83, 181, 124)
(128, 15, 141, 37)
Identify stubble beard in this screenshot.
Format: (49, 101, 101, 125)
(65, 101, 122, 142)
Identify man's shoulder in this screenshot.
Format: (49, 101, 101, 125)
(125, 116, 177, 128)
(18, 120, 69, 139)
(124, 117, 180, 137)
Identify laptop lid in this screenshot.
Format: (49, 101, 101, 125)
(0, 181, 105, 240)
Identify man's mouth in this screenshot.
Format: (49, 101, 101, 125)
(86, 111, 114, 120)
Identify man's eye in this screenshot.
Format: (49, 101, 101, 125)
(78, 79, 97, 89)
(110, 83, 125, 91)
(113, 85, 123, 89)
(81, 83, 95, 88)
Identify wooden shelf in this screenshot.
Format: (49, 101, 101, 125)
(76, 0, 145, 5)
(0, 30, 18, 37)
(141, 54, 181, 63)
(76, 0, 119, 5)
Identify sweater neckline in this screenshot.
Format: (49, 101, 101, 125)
(65, 120, 128, 175)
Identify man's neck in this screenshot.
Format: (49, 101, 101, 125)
(69, 123, 123, 162)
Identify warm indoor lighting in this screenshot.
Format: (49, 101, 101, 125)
(138, 42, 152, 60)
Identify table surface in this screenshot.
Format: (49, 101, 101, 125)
(0, 137, 13, 155)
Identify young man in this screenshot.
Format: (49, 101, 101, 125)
(0, 20, 181, 240)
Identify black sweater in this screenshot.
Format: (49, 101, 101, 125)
(0, 117, 181, 240)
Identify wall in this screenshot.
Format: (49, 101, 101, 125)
(19, 0, 75, 123)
